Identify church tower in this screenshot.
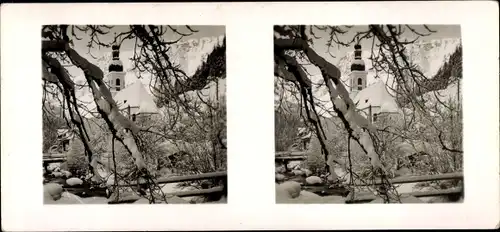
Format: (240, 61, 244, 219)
(349, 44, 368, 97)
(107, 42, 125, 97)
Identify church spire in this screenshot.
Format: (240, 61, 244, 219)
(350, 44, 366, 72)
(349, 43, 368, 95)
(108, 34, 123, 73)
(107, 32, 126, 95)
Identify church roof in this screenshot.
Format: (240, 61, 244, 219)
(80, 80, 158, 117)
(352, 80, 399, 114)
(113, 80, 159, 115)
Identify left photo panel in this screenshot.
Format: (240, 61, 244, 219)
(42, 25, 227, 204)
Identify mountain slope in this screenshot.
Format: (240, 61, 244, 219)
(77, 35, 226, 118)
(276, 37, 462, 118)
(335, 38, 461, 85)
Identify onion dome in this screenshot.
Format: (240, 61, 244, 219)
(350, 44, 366, 72)
(108, 43, 123, 72)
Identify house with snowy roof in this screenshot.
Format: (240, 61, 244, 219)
(347, 42, 462, 124)
(347, 44, 401, 123)
(91, 43, 160, 120)
(295, 44, 402, 147)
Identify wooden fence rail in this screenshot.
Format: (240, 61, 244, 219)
(275, 151, 309, 156)
(346, 172, 464, 203)
(109, 171, 227, 204)
(274, 150, 463, 204)
(120, 171, 227, 187)
(43, 157, 67, 164)
(353, 172, 463, 186)
(275, 151, 309, 172)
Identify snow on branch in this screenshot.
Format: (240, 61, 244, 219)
(274, 28, 385, 173)
(43, 39, 146, 172)
(42, 60, 59, 83)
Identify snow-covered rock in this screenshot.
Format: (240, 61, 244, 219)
(305, 176, 323, 185)
(299, 190, 321, 198)
(292, 170, 304, 176)
(276, 181, 302, 199)
(47, 163, 60, 172)
(44, 193, 56, 204)
(276, 166, 286, 174)
(277, 189, 346, 204)
(66, 177, 83, 186)
(287, 161, 301, 170)
(55, 192, 84, 204)
(61, 170, 72, 178)
(51, 172, 63, 178)
(276, 173, 286, 181)
(44, 183, 63, 201)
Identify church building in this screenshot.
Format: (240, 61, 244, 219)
(294, 44, 402, 151)
(347, 44, 400, 123)
(91, 42, 159, 120)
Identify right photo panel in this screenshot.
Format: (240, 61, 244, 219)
(274, 25, 463, 204)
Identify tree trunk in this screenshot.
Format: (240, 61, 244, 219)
(43, 40, 147, 172)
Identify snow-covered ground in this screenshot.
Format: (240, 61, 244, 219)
(333, 166, 442, 203)
(276, 162, 457, 204)
(44, 181, 215, 204)
(276, 181, 346, 204)
(160, 182, 199, 202)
